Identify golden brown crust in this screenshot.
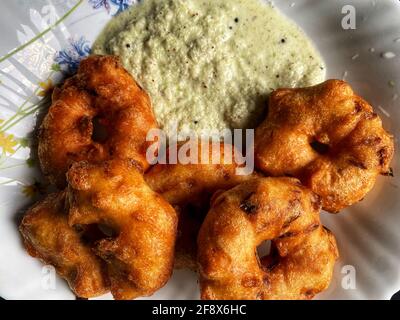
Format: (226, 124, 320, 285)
(197, 177, 338, 300)
(145, 141, 257, 270)
(255, 80, 394, 212)
(67, 159, 178, 300)
(19, 192, 110, 298)
(38, 55, 158, 188)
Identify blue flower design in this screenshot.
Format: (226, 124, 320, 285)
(54, 37, 91, 75)
(111, 0, 133, 14)
(88, 0, 111, 13)
(88, 0, 135, 15)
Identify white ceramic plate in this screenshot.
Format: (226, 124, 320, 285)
(0, 0, 399, 300)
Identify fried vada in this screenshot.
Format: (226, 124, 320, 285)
(197, 177, 338, 300)
(145, 140, 257, 270)
(255, 80, 394, 212)
(19, 192, 109, 298)
(67, 159, 178, 300)
(38, 55, 158, 188)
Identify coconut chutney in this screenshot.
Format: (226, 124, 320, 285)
(93, 0, 326, 137)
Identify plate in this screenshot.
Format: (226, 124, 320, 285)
(0, 0, 399, 300)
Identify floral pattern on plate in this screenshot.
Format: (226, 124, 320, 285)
(88, 0, 136, 15)
(54, 36, 91, 75)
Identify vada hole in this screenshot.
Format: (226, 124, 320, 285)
(78, 224, 117, 244)
(256, 240, 272, 259)
(77, 224, 106, 244)
(310, 140, 330, 155)
(92, 117, 109, 143)
(98, 224, 117, 237)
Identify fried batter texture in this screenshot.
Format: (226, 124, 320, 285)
(255, 80, 394, 212)
(198, 177, 338, 300)
(67, 159, 178, 300)
(19, 192, 109, 298)
(145, 141, 256, 270)
(39, 55, 158, 188)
